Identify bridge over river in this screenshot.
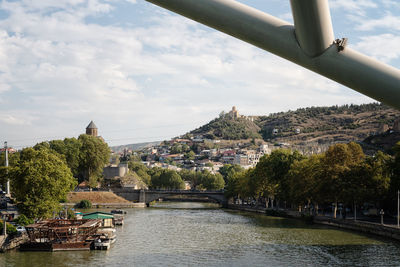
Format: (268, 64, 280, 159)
(112, 188, 227, 207)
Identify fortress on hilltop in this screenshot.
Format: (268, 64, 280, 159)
(228, 106, 255, 122)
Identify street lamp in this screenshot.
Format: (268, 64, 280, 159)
(397, 190, 399, 228)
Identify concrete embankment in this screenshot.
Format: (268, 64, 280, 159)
(0, 234, 29, 252)
(313, 216, 400, 241)
(226, 204, 400, 242)
(226, 204, 268, 214)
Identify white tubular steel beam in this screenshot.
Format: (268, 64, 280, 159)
(290, 0, 334, 57)
(146, 0, 400, 109)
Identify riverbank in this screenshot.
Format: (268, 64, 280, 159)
(314, 216, 400, 241)
(65, 191, 145, 208)
(63, 202, 145, 208)
(226, 204, 400, 242)
(0, 234, 29, 253)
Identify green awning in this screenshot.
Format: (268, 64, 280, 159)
(82, 212, 114, 219)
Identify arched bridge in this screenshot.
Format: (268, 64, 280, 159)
(112, 188, 227, 207)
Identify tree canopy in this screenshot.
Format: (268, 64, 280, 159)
(150, 169, 185, 190)
(78, 134, 110, 185)
(10, 148, 77, 219)
(225, 143, 393, 214)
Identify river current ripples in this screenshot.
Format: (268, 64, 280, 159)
(2, 202, 400, 267)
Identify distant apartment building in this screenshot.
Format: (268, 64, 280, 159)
(233, 154, 249, 166)
(233, 144, 271, 167)
(103, 163, 129, 179)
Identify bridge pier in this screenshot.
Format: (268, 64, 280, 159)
(139, 190, 146, 203)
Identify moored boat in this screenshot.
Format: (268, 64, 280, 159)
(111, 209, 127, 214)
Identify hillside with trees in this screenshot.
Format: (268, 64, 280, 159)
(191, 114, 261, 140)
(188, 103, 400, 153)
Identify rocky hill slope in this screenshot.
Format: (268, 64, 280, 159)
(190, 103, 400, 154)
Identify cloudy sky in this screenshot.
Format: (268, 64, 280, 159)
(1, 0, 400, 148)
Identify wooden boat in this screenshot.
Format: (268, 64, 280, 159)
(111, 209, 127, 214)
(113, 215, 124, 226)
(93, 234, 116, 250)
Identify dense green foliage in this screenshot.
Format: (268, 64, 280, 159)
(76, 199, 92, 209)
(226, 142, 394, 216)
(10, 148, 77, 219)
(78, 134, 110, 186)
(126, 161, 224, 190)
(128, 160, 151, 185)
(0, 221, 17, 235)
(13, 214, 34, 226)
(191, 115, 261, 140)
(34, 135, 110, 185)
(170, 143, 191, 154)
(180, 169, 225, 190)
(218, 164, 244, 183)
(149, 168, 185, 190)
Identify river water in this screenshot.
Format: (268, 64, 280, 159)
(2, 202, 400, 267)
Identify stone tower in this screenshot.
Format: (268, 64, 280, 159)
(230, 106, 239, 119)
(86, 121, 98, 137)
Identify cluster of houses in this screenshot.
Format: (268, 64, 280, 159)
(110, 136, 273, 178)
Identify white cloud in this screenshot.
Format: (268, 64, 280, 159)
(352, 33, 400, 63)
(356, 14, 400, 31)
(330, 0, 377, 16)
(0, 0, 376, 147)
(0, 113, 36, 126)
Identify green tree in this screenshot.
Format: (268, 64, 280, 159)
(287, 154, 323, 210)
(10, 148, 77, 219)
(78, 134, 110, 185)
(49, 138, 82, 177)
(390, 141, 400, 202)
(225, 169, 252, 200)
(320, 142, 365, 218)
(347, 151, 391, 205)
(252, 149, 305, 207)
(150, 169, 185, 190)
(170, 144, 183, 154)
(0, 221, 17, 236)
(180, 169, 199, 188)
(184, 151, 196, 160)
(0, 151, 20, 187)
(198, 170, 225, 190)
(219, 164, 244, 183)
(75, 199, 92, 209)
(128, 160, 151, 185)
(13, 214, 34, 226)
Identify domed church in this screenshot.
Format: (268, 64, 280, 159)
(86, 121, 98, 137)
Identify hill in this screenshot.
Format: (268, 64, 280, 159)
(191, 115, 261, 140)
(189, 103, 400, 153)
(111, 141, 161, 153)
(67, 192, 131, 204)
(361, 132, 400, 155)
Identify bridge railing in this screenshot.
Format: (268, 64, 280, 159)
(145, 189, 225, 193)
